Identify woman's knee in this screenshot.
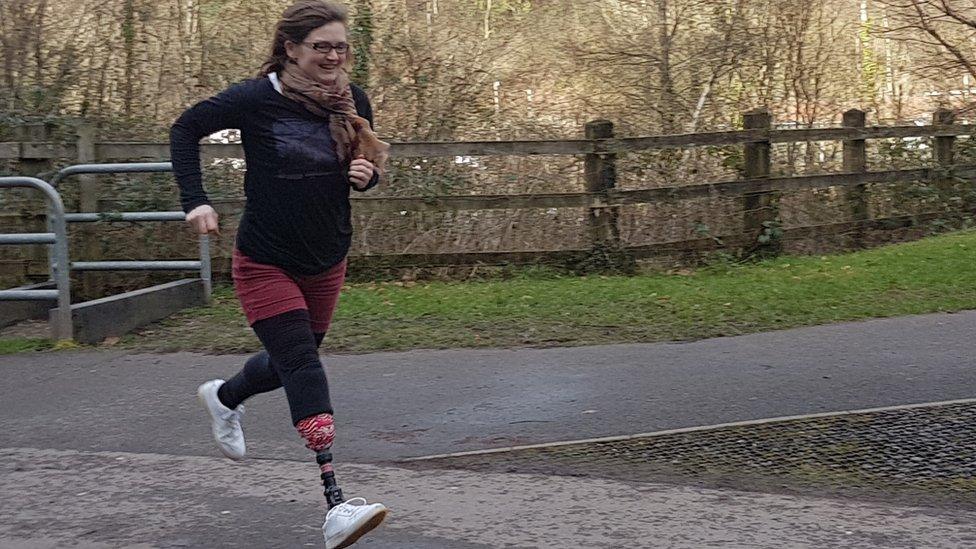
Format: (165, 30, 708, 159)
(252, 309, 319, 371)
(296, 413, 335, 451)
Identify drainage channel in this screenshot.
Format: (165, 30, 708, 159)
(404, 400, 976, 509)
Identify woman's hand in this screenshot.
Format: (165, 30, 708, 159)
(349, 156, 376, 190)
(186, 204, 219, 235)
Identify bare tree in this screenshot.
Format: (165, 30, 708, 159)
(876, 0, 976, 103)
(1, 0, 971, 135)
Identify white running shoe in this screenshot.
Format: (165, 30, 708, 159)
(322, 497, 388, 549)
(196, 379, 246, 460)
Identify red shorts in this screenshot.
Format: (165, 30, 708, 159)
(232, 249, 347, 334)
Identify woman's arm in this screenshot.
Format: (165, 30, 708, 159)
(170, 81, 254, 213)
(351, 84, 382, 193)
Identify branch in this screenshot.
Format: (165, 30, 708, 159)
(910, 0, 976, 80)
(938, 0, 976, 30)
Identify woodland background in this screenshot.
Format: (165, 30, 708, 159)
(0, 0, 975, 286)
(3, 0, 976, 137)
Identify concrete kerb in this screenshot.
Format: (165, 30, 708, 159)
(402, 397, 976, 462)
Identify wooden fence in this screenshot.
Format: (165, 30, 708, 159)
(2, 108, 975, 275)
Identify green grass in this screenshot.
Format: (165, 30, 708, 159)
(0, 338, 54, 354)
(119, 229, 976, 354)
(5, 230, 976, 354)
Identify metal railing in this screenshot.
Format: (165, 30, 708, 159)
(0, 162, 213, 341)
(49, 162, 211, 295)
(0, 177, 73, 340)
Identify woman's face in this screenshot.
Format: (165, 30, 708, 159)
(284, 21, 348, 85)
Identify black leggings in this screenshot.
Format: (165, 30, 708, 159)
(217, 309, 332, 424)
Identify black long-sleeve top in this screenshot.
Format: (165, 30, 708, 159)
(170, 75, 379, 275)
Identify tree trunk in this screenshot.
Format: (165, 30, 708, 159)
(122, 0, 135, 117)
(657, 0, 677, 133)
(484, 0, 492, 40)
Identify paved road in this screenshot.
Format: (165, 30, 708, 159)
(1, 311, 974, 463)
(2, 311, 975, 547)
(3, 447, 976, 549)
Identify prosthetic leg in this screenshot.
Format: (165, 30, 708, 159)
(316, 450, 345, 508)
(298, 413, 343, 504)
(298, 413, 387, 548)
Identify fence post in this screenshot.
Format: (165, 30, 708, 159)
(77, 124, 99, 210)
(14, 123, 54, 180)
(17, 124, 53, 278)
(584, 119, 620, 247)
(843, 109, 868, 247)
(76, 123, 101, 298)
(933, 108, 956, 201)
(579, 119, 631, 273)
(741, 109, 777, 252)
(15, 122, 45, 161)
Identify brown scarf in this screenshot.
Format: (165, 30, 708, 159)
(278, 64, 390, 174)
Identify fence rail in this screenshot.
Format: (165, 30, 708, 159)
(3, 108, 974, 273)
(4, 124, 975, 161)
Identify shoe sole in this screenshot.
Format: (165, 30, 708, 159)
(197, 385, 245, 461)
(332, 507, 388, 549)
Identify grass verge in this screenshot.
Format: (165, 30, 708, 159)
(3, 230, 975, 354)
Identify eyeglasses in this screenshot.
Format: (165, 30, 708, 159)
(302, 41, 349, 54)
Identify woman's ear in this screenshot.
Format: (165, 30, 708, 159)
(284, 40, 298, 61)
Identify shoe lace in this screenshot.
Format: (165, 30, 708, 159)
(218, 404, 244, 424)
(326, 497, 367, 521)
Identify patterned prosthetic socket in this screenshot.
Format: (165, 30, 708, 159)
(297, 413, 344, 508)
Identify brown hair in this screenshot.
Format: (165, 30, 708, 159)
(258, 0, 353, 77)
